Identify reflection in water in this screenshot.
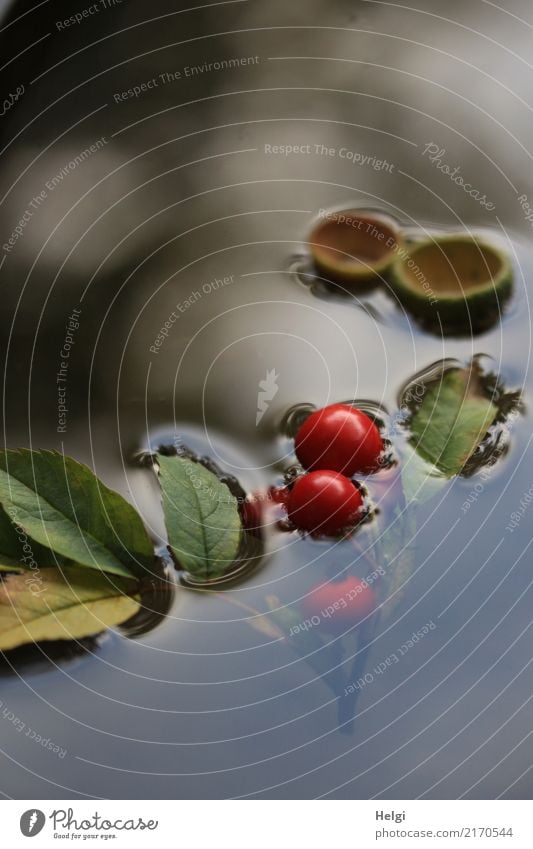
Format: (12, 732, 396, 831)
(0, 636, 100, 680)
(292, 254, 389, 322)
(119, 558, 175, 639)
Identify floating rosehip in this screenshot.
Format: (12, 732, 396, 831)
(301, 576, 377, 632)
(294, 403, 384, 475)
(287, 470, 363, 535)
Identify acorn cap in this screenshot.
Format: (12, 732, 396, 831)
(389, 235, 513, 333)
(309, 210, 403, 285)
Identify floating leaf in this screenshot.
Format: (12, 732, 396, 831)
(0, 567, 141, 650)
(0, 451, 153, 578)
(0, 506, 25, 571)
(342, 363, 518, 717)
(158, 455, 242, 580)
(409, 365, 498, 477)
(0, 505, 70, 572)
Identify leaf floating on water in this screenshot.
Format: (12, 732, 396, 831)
(379, 363, 500, 612)
(157, 455, 242, 580)
(0, 504, 71, 573)
(0, 505, 29, 572)
(347, 362, 520, 702)
(0, 567, 141, 651)
(409, 365, 498, 478)
(0, 451, 153, 579)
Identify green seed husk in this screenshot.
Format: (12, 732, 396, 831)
(389, 235, 513, 334)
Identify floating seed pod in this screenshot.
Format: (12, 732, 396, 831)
(309, 209, 403, 285)
(389, 235, 513, 333)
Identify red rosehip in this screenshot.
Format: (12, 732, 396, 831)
(287, 470, 363, 535)
(301, 577, 377, 632)
(295, 403, 384, 475)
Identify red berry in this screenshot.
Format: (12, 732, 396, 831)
(295, 403, 383, 475)
(287, 470, 363, 534)
(301, 577, 377, 632)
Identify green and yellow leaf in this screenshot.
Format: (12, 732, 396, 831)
(0, 567, 141, 650)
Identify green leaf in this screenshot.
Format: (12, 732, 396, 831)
(158, 455, 242, 580)
(410, 366, 498, 478)
(0, 567, 141, 650)
(344, 363, 514, 705)
(0, 505, 69, 573)
(0, 506, 24, 571)
(0, 451, 153, 578)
